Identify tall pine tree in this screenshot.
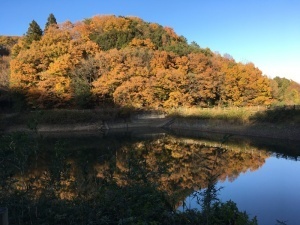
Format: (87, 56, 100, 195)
(44, 13, 57, 31)
(25, 20, 42, 45)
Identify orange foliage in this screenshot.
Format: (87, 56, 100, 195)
(8, 15, 273, 109)
(220, 62, 271, 106)
(89, 15, 130, 33)
(129, 38, 156, 50)
(10, 21, 99, 107)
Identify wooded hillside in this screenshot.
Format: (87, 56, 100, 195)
(1, 15, 299, 109)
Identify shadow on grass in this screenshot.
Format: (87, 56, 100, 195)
(250, 106, 300, 124)
(0, 87, 158, 130)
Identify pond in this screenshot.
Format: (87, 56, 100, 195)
(218, 157, 300, 225)
(181, 148, 300, 225)
(0, 128, 299, 224)
(169, 128, 300, 225)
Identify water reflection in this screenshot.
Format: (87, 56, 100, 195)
(213, 156, 300, 225)
(0, 129, 299, 224)
(32, 130, 271, 199)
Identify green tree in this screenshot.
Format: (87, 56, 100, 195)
(25, 20, 43, 45)
(70, 57, 99, 108)
(44, 13, 57, 31)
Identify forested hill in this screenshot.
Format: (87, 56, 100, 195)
(1, 14, 300, 109)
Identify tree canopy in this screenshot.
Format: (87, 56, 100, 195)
(6, 15, 298, 109)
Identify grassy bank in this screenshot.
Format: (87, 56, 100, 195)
(167, 106, 300, 125)
(165, 106, 300, 141)
(1, 106, 299, 132)
(1, 108, 131, 129)
(167, 107, 258, 124)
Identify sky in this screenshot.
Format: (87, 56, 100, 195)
(1, 0, 300, 83)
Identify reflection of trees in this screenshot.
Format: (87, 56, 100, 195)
(0, 133, 270, 200)
(110, 136, 270, 202)
(0, 132, 267, 224)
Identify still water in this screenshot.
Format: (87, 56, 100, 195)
(169, 129, 300, 225)
(183, 155, 300, 225)
(1, 128, 300, 224)
(219, 157, 300, 225)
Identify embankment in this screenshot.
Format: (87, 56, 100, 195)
(2, 114, 300, 141)
(167, 118, 300, 141)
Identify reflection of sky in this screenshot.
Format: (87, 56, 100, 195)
(182, 156, 300, 225)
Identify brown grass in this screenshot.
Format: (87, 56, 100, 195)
(166, 106, 267, 124)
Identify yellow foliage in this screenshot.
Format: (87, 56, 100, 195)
(9, 20, 99, 107)
(129, 38, 156, 50)
(8, 15, 274, 109)
(89, 15, 130, 33)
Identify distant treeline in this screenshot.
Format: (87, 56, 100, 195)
(0, 14, 300, 109)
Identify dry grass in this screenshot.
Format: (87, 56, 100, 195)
(166, 106, 267, 124)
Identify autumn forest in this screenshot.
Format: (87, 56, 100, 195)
(1, 14, 300, 110)
(2, 14, 300, 225)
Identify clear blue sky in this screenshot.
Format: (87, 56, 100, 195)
(1, 0, 300, 83)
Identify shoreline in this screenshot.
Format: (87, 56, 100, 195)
(168, 118, 300, 141)
(2, 117, 300, 141)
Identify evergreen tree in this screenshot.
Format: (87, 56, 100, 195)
(45, 13, 57, 31)
(25, 20, 43, 45)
